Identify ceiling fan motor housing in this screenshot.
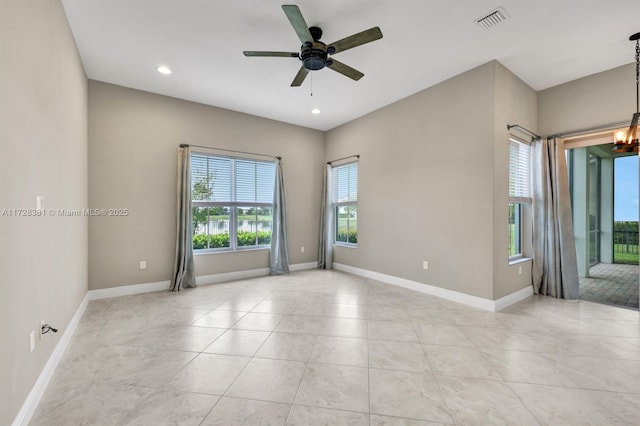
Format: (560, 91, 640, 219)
(243, 6, 382, 86)
(301, 40, 331, 70)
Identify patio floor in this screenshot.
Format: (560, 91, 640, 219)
(579, 263, 639, 309)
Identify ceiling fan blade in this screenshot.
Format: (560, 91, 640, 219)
(326, 59, 364, 81)
(243, 51, 299, 58)
(291, 66, 309, 87)
(327, 27, 383, 55)
(282, 5, 313, 43)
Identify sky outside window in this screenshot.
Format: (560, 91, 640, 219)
(614, 156, 639, 221)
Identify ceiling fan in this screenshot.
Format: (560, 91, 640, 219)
(243, 5, 383, 87)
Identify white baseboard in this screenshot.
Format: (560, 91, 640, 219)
(12, 293, 90, 426)
(334, 263, 532, 312)
(88, 280, 171, 300)
(494, 285, 534, 311)
(88, 262, 318, 300)
(197, 261, 317, 285)
(196, 268, 270, 286)
(289, 261, 317, 271)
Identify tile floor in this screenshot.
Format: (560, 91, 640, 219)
(580, 263, 639, 308)
(31, 269, 640, 425)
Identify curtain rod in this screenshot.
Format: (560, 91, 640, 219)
(327, 154, 360, 165)
(507, 124, 541, 141)
(554, 121, 629, 139)
(180, 143, 281, 160)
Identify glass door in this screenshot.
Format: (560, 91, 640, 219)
(588, 154, 601, 266)
(565, 134, 638, 309)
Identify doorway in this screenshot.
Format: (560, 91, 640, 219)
(565, 131, 639, 309)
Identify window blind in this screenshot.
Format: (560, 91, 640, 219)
(509, 139, 531, 203)
(332, 162, 358, 203)
(191, 155, 232, 202)
(236, 160, 275, 203)
(191, 153, 275, 204)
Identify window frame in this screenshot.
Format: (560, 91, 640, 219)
(508, 137, 532, 261)
(331, 161, 358, 247)
(508, 202, 523, 260)
(191, 152, 275, 253)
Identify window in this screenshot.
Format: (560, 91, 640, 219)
(191, 153, 275, 252)
(332, 162, 358, 245)
(508, 203, 522, 256)
(508, 138, 531, 259)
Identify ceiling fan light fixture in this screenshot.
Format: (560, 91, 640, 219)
(156, 65, 172, 75)
(301, 43, 329, 71)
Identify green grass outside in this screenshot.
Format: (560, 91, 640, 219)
(508, 224, 517, 256)
(614, 243, 639, 264)
(336, 217, 358, 244)
(336, 218, 357, 227)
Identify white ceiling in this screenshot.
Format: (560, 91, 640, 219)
(61, 0, 640, 131)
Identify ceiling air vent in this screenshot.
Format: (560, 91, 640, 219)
(476, 7, 509, 30)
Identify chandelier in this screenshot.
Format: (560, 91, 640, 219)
(613, 32, 640, 153)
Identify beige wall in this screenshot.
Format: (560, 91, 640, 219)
(326, 61, 538, 301)
(492, 62, 537, 299)
(88, 81, 324, 289)
(0, 0, 88, 424)
(326, 62, 497, 299)
(538, 63, 634, 136)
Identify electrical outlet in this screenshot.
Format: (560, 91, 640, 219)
(29, 331, 35, 353)
(301, 246, 305, 253)
(139, 260, 147, 270)
(423, 260, 429, 270)
(518, 265, 522, 275)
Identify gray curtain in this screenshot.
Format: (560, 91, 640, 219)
(170, 147, 196, 291)
(270, 159, 290, 275)
(318, 164, 333, 269)
(531, 136, 579, 298)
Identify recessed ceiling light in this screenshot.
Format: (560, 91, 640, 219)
(311, 108, 321, 114)
(156, 65, 172, 75)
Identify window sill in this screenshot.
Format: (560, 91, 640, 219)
(195, 246, 270, 255)
(334, 243, 357, 249)
(509, 256, 532, 266)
